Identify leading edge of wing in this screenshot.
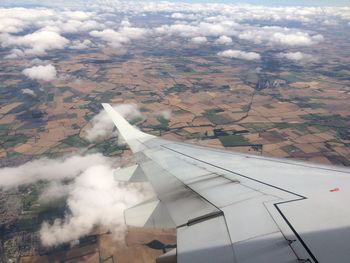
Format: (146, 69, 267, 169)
(102, 103, 155, 152)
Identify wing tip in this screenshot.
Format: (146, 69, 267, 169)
(101, 103, 155, 151)
(101, 103, 110, 109)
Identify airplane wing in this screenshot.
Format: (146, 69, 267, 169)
(102, 103, 350, 263)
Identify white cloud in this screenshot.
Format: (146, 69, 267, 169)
(86, 104, 142, 142)
(155, 21, 234, 39)
(29, 58, 49, 66)
(120, 19, 131, 27)
(119, 26, 147, 40)
(237, 27, 324, 47)
(0, 8, 56, 34)
(90, 26, 147, 48)
(154, 23, 199, 38)
(156, 110, 172, 120)
(89, 20, 148, 49)
(171, 12, 200, 21)
(95, 1, 350, 27)
(0, 17, 26, 33)
(277, 51, 314, 62)
(0, 30, 69, 55)
(191, 36, 207, 44)
(21, 88, 36, 96)
(215, 35, 232, 45)
(218, 49, 261, 61)
(4, 48, 24, 59)
(154, 17, 323, 48)
(197, 21, 235, 37)
(0, 8, 96, 34)
(0, 3, 338, 59)
(322, 19, 338, 26)
(0, 153, 111, 189)
(0, 153, 152, 246)
(38, 181, 72, 203)
(70, 39, 92, 50)
(22, 64, 57, 81)
(40, 164, 151, 246)
(44, 19, 100, 34)
(0, 8, 103, 57)
(62, 11, 93, 21)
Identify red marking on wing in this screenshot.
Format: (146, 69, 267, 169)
(330, 187, 340, 192)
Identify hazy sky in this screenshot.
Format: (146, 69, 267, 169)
(169, 0, 350, 5)
(1, 0, 350, 7)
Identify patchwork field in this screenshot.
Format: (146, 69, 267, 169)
(0, 4, 350, 263)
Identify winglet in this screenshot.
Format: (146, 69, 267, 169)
(102, 103, 155, 152)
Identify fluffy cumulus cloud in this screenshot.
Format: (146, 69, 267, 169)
(62, 10, 93, 21)
(40, 165, 150, 246)
(96, 1, 350, 26)
(0, 8, 55, 34)
(0, 8, 97, 34)
(70, 39, 92, 50)
(22, 64, 57, 81)
(218, 49, 261, 61)
(1, 30, 69, 56)
(21, 88, 36, 96)
(40, 19, 100, 34)
(0, 17, 26, 34)
(89, 29, 129, 48)
(237, 27, 324, 47)
(0, 8, 101, 57)
(4, 48, 25, 59)
(215, 35, 232, 45)
(171, 12, 200, 21)
(90, 26, 147, 48)
(154, 21, 236, 39)
(154, 23, 197, 38)
(1, 2, 349, 61)
(0, 153, 152, 246)
(0, 153, 111, 189)
(38, 181, 72, 203)
(191, 36, 207, 44)
(154, 18, 324, 48)
(277, 51, 315, 62)
(85, 104, 142, 142)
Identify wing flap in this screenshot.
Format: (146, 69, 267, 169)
(139, 155, 219, 226)
(124, 198, 175, 228)
(103, 103, 350, 262)
(177, 216, 235, 263)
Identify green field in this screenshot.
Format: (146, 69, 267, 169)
(61, 135, 89, 148)
(218, 134, 250, 147)
(1, 134, 28, 148)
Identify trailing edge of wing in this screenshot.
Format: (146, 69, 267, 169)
(102, 103, 155, 152)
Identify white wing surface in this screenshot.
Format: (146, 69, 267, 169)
(103, 103, 350, 263)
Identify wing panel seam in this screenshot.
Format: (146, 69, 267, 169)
(161, 145, 319, 263)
